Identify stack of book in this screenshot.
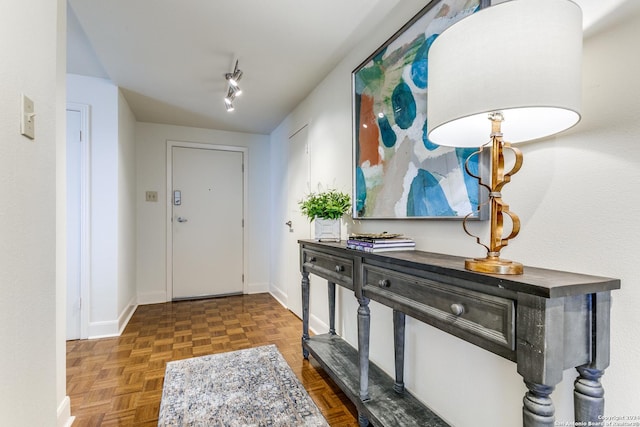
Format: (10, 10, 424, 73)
(346, 233, 415, 253)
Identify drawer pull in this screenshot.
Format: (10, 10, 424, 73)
(378, 279, 391, 288)
(450, 303, 465, 316)
(308, 256, 316, 262)
(335, 265, 344, 272)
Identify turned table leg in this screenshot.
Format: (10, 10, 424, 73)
(357, 296, 371, 402)
(574, 291, 611, 423)
(301, 271, 310, 359)
(517, 294, 564, 427)
(574, 367, 605, 421)
(328, 281, 336, 335)
(393, 310, 406, 394)
(523, 382, 556, 427)
(357, 413, 370, 427)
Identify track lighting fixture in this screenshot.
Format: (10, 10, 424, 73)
(224, 89, 235, 112)
(224, 60, 243, 112)
(225, 60, 243, 88)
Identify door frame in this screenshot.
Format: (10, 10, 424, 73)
(165, 140, 248, 301)
(66, 102, 91, 339)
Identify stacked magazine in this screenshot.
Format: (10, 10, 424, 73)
(346, 233, 415, 253)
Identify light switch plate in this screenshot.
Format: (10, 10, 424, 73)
(21, 94, 35, 139)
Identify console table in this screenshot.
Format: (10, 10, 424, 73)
(298, 239, 620, 427)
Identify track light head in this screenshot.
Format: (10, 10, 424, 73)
(229, 84, 242, 97)
(224, 87, 236, 103)
(225, 60, 243, 87)
(223, 60, 243, 111)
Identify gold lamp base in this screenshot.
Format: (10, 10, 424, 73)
(465, 257, 523, 275)
(459, 112, 525, 275)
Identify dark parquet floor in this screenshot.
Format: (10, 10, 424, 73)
(66, 293, 359, 426)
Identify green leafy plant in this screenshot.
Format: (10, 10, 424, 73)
(299, 189, 351, 221)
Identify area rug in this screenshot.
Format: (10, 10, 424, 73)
(158, 344, 329, 426)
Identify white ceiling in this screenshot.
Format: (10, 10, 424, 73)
(67, 0, 636, 135)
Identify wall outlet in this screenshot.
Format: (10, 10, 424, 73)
(145, 191, 158, 202)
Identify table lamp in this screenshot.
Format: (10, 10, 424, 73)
(427, 0, 583, 274)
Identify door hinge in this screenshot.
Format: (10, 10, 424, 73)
(242, 163, 244, 173)
(79, 130, 82, 142)
(242, 274, 245, 283)
(242, 219, 244, 227)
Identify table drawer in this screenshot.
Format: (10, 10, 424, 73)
(302, 248, 354, 288)
(363, 265, 514, 351)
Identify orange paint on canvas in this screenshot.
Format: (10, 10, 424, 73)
(358, 94, 381, 166)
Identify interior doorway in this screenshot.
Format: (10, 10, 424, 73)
(285, 125, 310, 317)
(66, 103, 90, 340)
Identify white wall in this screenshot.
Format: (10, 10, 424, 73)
(56, 1, 73, 424)
(135, 122, 271, 303)
(270, 2, 640, 426)
(0, 1, 71, 426)
(67, 74, 137, 338)
(117, 90, 138, 329)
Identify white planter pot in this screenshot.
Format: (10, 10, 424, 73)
(314, 218, 341, 242)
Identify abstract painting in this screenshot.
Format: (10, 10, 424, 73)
(352, 0, 487, 219)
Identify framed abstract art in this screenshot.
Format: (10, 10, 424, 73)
(352, 0, 490, 219)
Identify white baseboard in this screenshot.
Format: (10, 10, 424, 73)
(267, 288, 327, 334)
(57, 396, 74, 427)
(88, 319, 119, 339)
(137, 290, 167, 305)
(118, 299, 137, 335)
(245, 281, 269, 294)
(309, 313, 329, 336)
(269, 285, 287, 308)
(88, 297, 137, 339)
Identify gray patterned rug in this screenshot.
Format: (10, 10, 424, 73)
(158, 344, 329, 426)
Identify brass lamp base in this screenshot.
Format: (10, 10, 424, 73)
(465, 257, 523, 275)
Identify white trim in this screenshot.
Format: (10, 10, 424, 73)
(245, 282, 270, 294)
(309, 313, 329, 336)
(87, 302, 137, 339)
(88, 319, 120, 339)
(137, 290, 167, 305)
(66, 102, 91, 340)
(165, 140, 249, 301)
(118, 297, 138, 334)
(269, 286, 287, 307)
(57, 396, 74, 427)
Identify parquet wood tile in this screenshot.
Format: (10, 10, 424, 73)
(67, 293, 359, 426)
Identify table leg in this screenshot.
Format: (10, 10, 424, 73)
(358, 412, 370, 426)
(328, 281, 336, 335)
(393, 310, 405, 394)
(517, 294, 564, 427)
(574, 366, 605, 421)
(301, 271, 310, 359)
(574, 291, 611, 423)
(358, 296, 370, 401)
(523, 382, 556, 427)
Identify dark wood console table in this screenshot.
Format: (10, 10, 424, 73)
(299, 239, 620, 427)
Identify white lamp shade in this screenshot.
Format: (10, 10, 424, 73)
(427, 0, 583, 147)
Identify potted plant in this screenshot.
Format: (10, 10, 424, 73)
(299, 189, 351, 242)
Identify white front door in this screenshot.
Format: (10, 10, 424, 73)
(286, 125, 310, 317)
(171, 146, 244, 299)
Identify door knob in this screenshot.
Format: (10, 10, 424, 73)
(285, 221, 292, 227)
(177, 217, 188, 223)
